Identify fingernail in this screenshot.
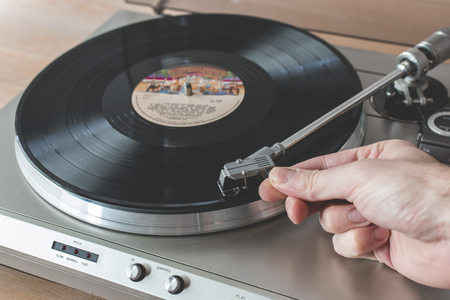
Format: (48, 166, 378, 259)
(348, 208, 368, 224)
(270, 167, 297, 184)
(285, 198, 300, 225)
(373, 227, 390, 241)
(285, 200, 293, 221)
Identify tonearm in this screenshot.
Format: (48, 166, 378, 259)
(218, 27, 450, 197)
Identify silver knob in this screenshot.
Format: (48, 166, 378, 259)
(164, 275, 185, 294)
(126, 263, 146, 282)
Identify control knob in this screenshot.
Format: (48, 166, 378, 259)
(164, 275, 185, 294)
(427, 111, 450, 137)
(126, 263, 146, 282)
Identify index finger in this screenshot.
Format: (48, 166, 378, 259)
(259, 145, 366, 202)
(268, 161, 369, 203)
(292, 139, 431, 171)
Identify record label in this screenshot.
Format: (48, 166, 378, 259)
(132, 65, 244, 127)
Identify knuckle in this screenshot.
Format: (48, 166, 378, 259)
(332, 229, 371, 258)
(297, 169, 321, 199)
(319, 205, 340, 233)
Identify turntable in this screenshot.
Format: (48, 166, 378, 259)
(1, 9, 450, 300)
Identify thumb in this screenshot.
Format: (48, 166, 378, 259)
(268, 166, 358, 202)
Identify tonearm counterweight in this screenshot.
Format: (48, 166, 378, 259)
(218, 28, 450, 197)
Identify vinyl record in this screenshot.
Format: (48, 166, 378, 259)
(15, 14, 362, 234)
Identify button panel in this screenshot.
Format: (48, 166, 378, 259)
(52, 241, 99, 263)
(0, 212, 285, 300)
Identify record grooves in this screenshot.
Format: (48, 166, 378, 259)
(15, 14, 363, 234)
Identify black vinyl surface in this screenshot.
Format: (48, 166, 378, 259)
(16, 14, 362, 213)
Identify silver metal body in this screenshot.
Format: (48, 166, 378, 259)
(0, 11, 450, 300)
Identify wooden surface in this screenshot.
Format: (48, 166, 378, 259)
(167, 0, 450, 45)
(0, 0, 154, 110)
(0, 0, 446, 299)
(0, 265, 106, 300)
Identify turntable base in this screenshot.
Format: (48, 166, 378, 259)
(1, 10, 450, 300)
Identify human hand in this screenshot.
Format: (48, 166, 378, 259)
(259, 139, 450, 288)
